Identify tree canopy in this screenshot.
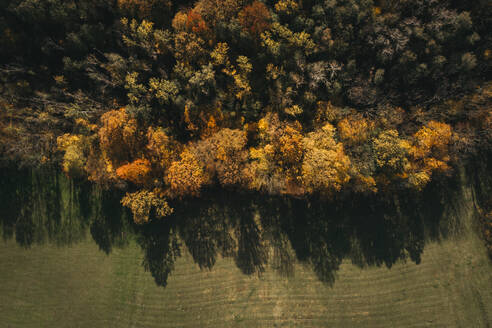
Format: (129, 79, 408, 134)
(0, 0, 490, 224)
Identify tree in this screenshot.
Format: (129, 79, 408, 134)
(273, 123, 304, 186)
(373, 129, 410, 175)
(246, 144, 284, 194)
(186, 9, 211, 37)
(146, 127, 179, 171)
(98, 108, 139, 165)
(121, 190, 173, 224)
(57, 134, 89, 178)
(116, 158, 152, 185)
(173, 31, 207, 65)
(238, 1, 271, 38)
(166, 148, 207, 198)
(195, 0, 245, 26)
(337, 116, 374, 146)
(275, 0, 299, 15)
(302, 124, 352, 195)
(407, 121, 453, 190)
(193, 128, 249, 186)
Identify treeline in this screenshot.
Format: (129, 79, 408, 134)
(0, 0, 491, 224)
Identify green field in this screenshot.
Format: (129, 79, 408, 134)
(1, 211, 491, 328)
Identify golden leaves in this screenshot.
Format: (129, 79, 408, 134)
(275, 0, 299, 14)
(99, 108, 138, 164)
(166, 148, 206, 198)
(116, 158, 151, 185)
(121, 190, 173, 224)
(302, 124, 351, 195)
(373, 129, 410, 173)
(146, 127, 177, 170)
(57, 134, 88, 178)
(337, 117, 374, 145)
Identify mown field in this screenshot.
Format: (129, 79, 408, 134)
(1, 207, 491, 328)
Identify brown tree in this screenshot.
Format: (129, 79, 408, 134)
(238, 1, 271, 38)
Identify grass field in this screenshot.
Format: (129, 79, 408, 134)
(1, 206, 491, 328)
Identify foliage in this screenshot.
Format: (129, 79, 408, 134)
(98, 108, 139, 165)
(192, 128, 248, 186)
(238, 1, 271, 38)
(166, 148, 207, 198)
(1, 0, 491, 222)
(146, 127, 178, 171)
(116, 158, 152, 185)
(302, 124, 351, 195)
(373, 130, 410, 175)
(57, 134, 89, 178)
(407, 121, 453, 190)
(121, 190, 173, 224)
(338, 117, 374, 146)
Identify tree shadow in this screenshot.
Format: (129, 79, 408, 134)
(135, 218, 181, 287)
(89, 187, 130, 254)
(164, 171, 469, 287)
(0, 166, 92, 247)
(0, 163, 483, 288)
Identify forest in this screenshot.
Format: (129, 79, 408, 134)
(0, 0, 491, 227)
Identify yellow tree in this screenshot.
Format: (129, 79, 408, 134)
(373, 129, 411, 175)
(301, 124, 351, 195)
(57, 134, 89, 179)
(408, 121, 453, 190)
(371, 129, 411, 190)
(273, 123, 304, 189)
(337, 116, 374, 146)
(121, 190, 173, 224)
(246, 113, 304, 195)
(203, 128, 248, 186)
(98, 108, 139, 165)
(166, 148, 207, 198)
(146, 127, 179, 172)
(194, 0, 245, 27)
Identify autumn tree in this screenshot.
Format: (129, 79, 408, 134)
(173, 31, 207, 65)
(302, 124, 351, 195)
(116, 158, 152, 185)
(57, 134, 89, 179)
(246, 144, 283, 193)
(407, 121, 453, 190)
(195, 0, 245, 27)
(271, 123, 304, 191)
(98, 108, 140, 166)
(373, 129, 410, 176)
(121, 190, 173, 224)
(166, 148, 208, 198)
(245, 114, 304, 195)
(238, 1, 271, 38)
(193, 128, 249, 186)
(337, 116, 375, 146)
(146, 127, 179, 172)
(222, 56, 253, 100)
(120, 18, 172, 58)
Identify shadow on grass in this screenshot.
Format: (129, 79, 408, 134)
(131, 166, 479, 287)
(1, 151, 490, 287)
